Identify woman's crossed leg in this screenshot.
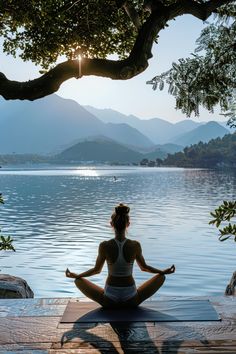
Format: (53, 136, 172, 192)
(74, 273, 166, 308)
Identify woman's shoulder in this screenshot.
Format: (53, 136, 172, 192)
(126, 238, 141, 248)
(99, 239, 114, 249)
(100, 238, 141, 248)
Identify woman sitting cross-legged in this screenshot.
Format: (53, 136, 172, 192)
(65, 203, 175, 308)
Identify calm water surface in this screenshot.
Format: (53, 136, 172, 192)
(0, 166, 235, 298)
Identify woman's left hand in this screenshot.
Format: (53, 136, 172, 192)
(163, 265, 175, 274)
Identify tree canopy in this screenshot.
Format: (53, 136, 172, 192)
(147, 2, 236, 120)
(210, 200, 236, 242)
(0, 0, 234, 104)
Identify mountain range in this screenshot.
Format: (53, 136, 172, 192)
(0, 95, 152, 154)
(0, 94, 230, 159)
(84, 105, 230, 145)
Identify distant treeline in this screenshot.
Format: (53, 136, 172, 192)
(0, 154, 48, 165)
(161, 133, 236, 168)
(1, 132, 236, 168)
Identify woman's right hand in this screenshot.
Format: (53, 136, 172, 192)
(65, 268, 77, 278)
(163, 265, 175, 274)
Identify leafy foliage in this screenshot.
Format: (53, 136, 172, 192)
(0, 1, 233, 101)
(0, 0, 230, 71)
(162, 132, 236, 168)
(0, 0, 145, 69)
(0, 194, 15, 252)
(0, 235, 15, 251)
(209, 201, 236, 242)
(147, 3, 236, 120)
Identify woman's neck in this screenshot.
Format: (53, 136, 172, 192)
(114, 230, 126, 241)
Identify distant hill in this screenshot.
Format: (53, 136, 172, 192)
(173, 121, 229, 146)
(53, 137, 183, 164)
(141, 143, 183, 160)
(84, 105, 203, 144)
(0, 95, 153, 154)
(163, 132, 236, 168)
(103, 122, 153, 149)
(53, 137, 143, 163)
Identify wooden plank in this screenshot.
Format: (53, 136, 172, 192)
(0, 317, 63, 344)
(0, 296, 236, 354)
(58, 320, 236, 343)
(50, 344, 236, 354)
(52, 339, 236, 348)
(1, 335, 236, 352)
(50, 341, 236, 354)
(0, 298, 69, 318)
(48, 348, 236, 354)
(58, 321, 156, 329)
(0, 350, 49, 354)
(0, 349, 49, 353)
(0, 342, 52, 350)
(1, 315, 236, 345)
(2, 345, 236, 354)
(50, 351, 110, 354)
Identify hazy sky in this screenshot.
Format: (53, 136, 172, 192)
(0, 14, 223, 123)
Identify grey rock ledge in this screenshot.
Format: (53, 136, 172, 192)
(0, 274, 34, 298)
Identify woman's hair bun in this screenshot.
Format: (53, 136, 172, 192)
(115, 203, 130, 215)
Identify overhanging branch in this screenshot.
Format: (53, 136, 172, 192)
(0, 58, 143, 100)
(168, 0, 235, 21)
(0, 9, 166, 100)
(0, 0, 234, 100)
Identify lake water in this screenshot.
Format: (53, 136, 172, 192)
(0, 166, 235, 298)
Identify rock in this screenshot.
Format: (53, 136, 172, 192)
(0, 274, 34, 298)
(225, 271, 236, 296)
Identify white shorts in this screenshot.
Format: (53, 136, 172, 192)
(104, 284, 137, 303)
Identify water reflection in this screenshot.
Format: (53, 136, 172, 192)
(0, 166, 235, 297)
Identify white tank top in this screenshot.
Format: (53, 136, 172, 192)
(107, 239, 134, 277)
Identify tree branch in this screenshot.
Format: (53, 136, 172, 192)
(0, 0, 234, 100)
(143, 0, 165, 14)
(116, 1, 141, 29)
(168, 0, 235, 21)
(0, 9, 167, 100)
(123, 3, 142, 29)
(0, 59, 132, 100)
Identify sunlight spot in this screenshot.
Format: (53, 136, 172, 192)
(78, 55, 82, 77)
(74, 168, 99, 177)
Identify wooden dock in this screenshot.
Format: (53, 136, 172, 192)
(0, 296, 236, 353)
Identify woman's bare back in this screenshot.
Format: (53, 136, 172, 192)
(102, 238, 138, 264)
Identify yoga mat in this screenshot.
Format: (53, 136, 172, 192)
(60, 300, 220, 323)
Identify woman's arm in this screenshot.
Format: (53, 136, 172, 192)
(65, 242, 106, 279)
(135, 242, 175, 275)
